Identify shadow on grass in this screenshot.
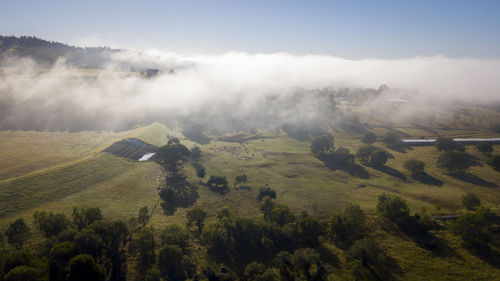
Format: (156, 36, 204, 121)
(374, 166, 407, 181)
(465, 242, 500, 268)
(386, 144, 411, 154)
(160, 178, 199, 215)
(466, 154, 483, 167)
(207, 184, 230, 195)
(339, 163, 370, 179)
(452, 173, 497, 188)
(413, 173, 444, 186)
(411, 123, 437, 134)
(237, 185, 251, 191)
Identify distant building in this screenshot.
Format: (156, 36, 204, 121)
(400, 138, 500, 146)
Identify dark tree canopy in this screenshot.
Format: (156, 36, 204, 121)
(435, 137, 464, 152)
(356, 145, 377, 163)
(33, 211, 70, 237)
(257, 187, 277, 201)
(369, 150, 388, 167)
(234, 174, 248, 188)
(437, 151, 469, 174)
(67, 254, 106, 281)
(207, 175, 228, 189)
(5, 219, 31, 249)
(403, 159, 425, 177)
(452, 207, 494, 248)
(382, 132, 399, 146)
(3, 265, 39, 281)
(72, 207, 103, 230)
(376, 194, 410, 225)
(310, 134, 334, 157)
(328, 204, 366, 249)
(155, 139, 191, 177)
(186, 208, 207, 236)
(191, 147, 202, 161)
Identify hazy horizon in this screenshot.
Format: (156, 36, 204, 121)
(2, 0, 500, 58)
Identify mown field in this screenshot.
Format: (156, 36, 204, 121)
(0, 108, 499, 279)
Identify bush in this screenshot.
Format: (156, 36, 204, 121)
(462, 192, 481, 210)
(403, 159, 425, 177)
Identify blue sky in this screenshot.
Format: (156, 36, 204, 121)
(1, 0, 500, 58)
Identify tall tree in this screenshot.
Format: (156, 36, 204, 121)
(5, 219, 31, 249)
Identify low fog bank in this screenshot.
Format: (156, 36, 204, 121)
(1, 51, 499, 133)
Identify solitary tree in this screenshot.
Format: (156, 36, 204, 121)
(191, 146, 202, 161)
(155, 138, 191, 177)
(311, 134, 334, 157)
(437, 151, 469, 174)
(5, 219, 31, 249)
(369, 150, 388, 167)
(403, 159, 425, 177)
(234, 174, 248, 188)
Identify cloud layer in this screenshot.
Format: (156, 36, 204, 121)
(1, 51, 499, 132)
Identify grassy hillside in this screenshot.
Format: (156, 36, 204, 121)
(0, 115, 499, 279)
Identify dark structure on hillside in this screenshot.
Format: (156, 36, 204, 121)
(400, 138, 500, 146)
(102, 138, 157, 161)
(141, 69, 159, 78)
